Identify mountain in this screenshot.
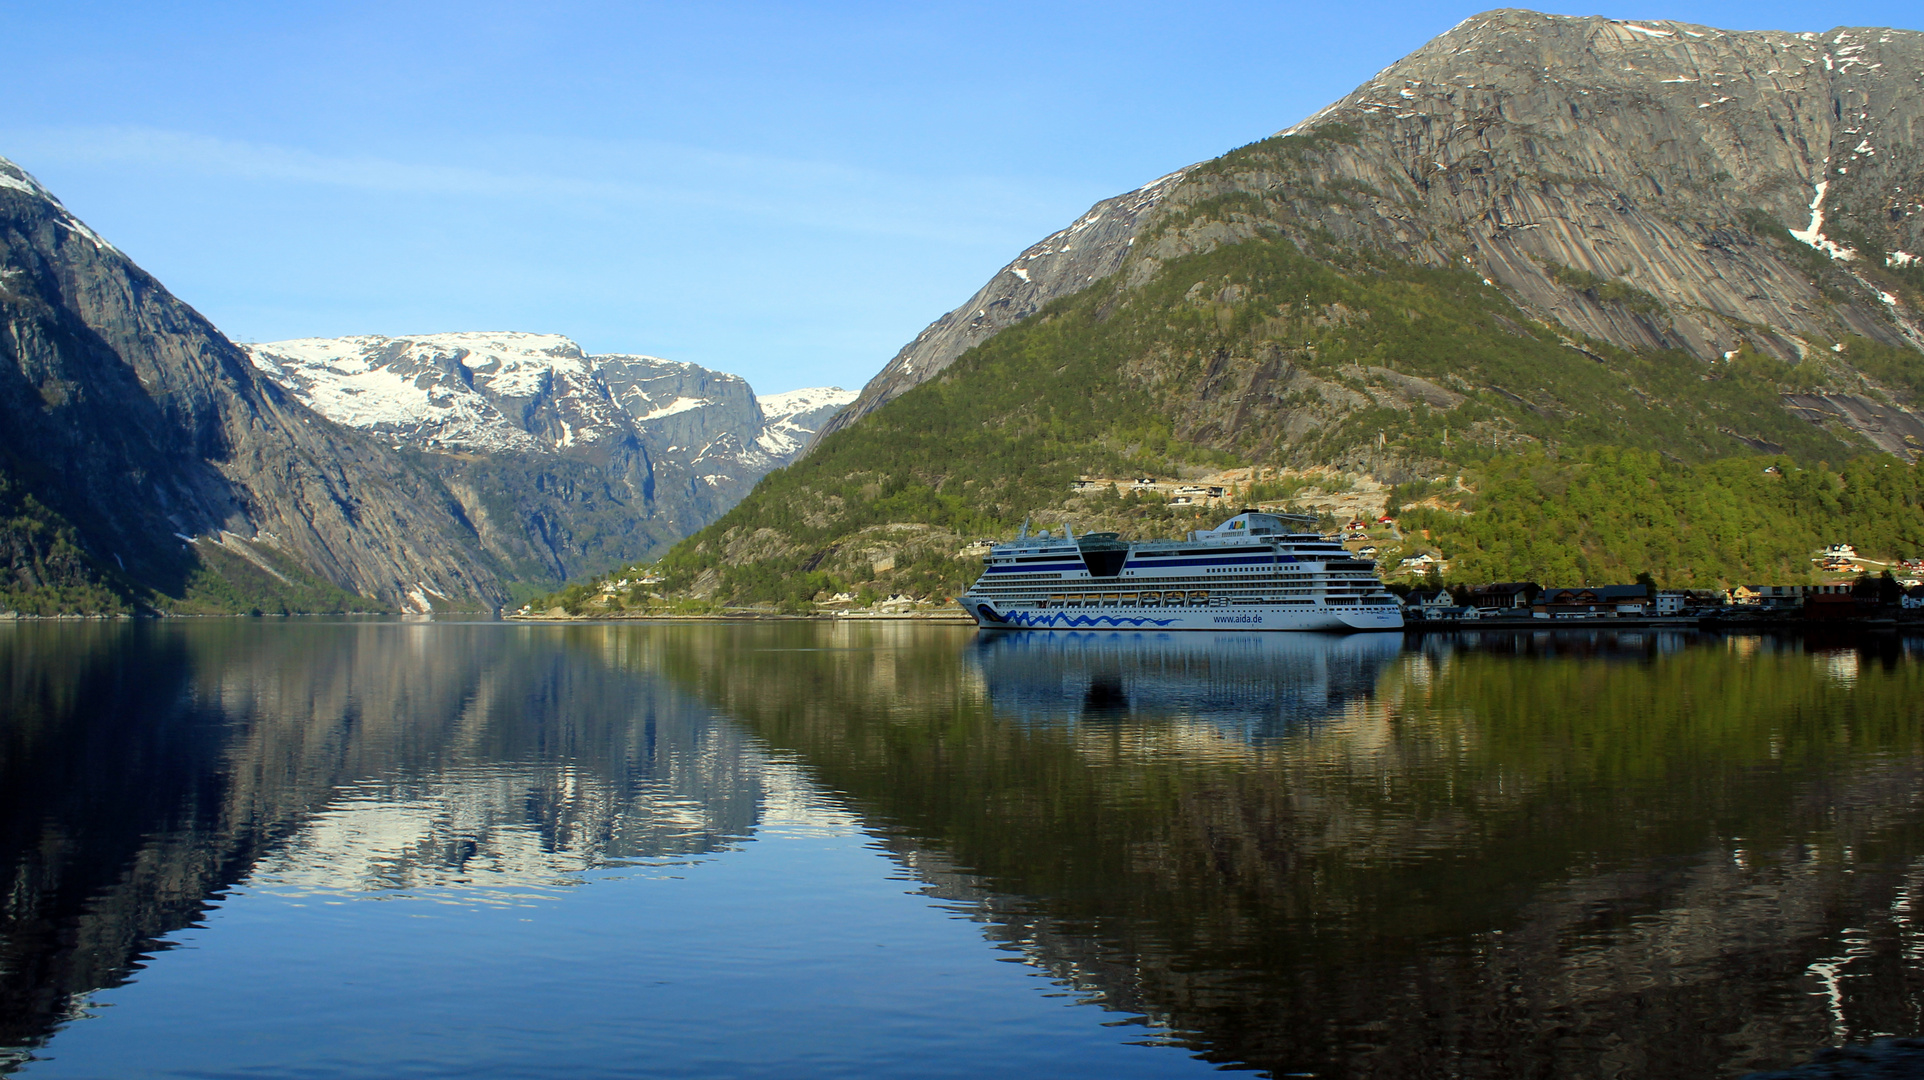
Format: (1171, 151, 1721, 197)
(244, 333, 849, 471)
(820, 10, 1924, 457)
(0, 156, 505, 615)
(244, 333, 852, 588)
(812, 171, 1189, 442)
(752, 386, 863, 461)
(0, 155, 851, 616)
(551, 10, 1924, 613)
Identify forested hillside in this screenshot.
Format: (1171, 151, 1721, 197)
(1398, 450, 1924, 586)
(532, 11, 1924, 614)
(537, 233, 1923, 613)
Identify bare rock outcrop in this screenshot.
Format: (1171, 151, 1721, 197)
(0, 156, 501, 609)
(814, 10, 1924, 457)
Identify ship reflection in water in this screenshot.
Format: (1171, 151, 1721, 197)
(971, 629, 1403, 742)
(6, 621, 1924, 1079)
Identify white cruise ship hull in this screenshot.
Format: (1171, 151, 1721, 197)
(960, 511, 1406, 634)
(960, 599, 1402, 633)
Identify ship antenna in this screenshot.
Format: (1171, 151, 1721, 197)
(1017, 516, 1030, 540)
(1064, 522, 1075, 541)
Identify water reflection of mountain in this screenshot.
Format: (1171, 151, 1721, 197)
(971, 630, 1403, 741)
(0, 621, 759, 1062)
(649, 623, 1924, 1079)
(14, 620, 1924, 1079)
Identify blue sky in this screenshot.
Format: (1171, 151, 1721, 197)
(4, 2, 1920, 394)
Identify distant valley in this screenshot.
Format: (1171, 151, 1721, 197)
(0, 153, 848, 615)
(244, 332, 851, 597)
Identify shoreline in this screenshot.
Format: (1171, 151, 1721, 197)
(1408, 614, 1924, 632)
(12, 609, 1918, 631)
(507, 609, 977, 624)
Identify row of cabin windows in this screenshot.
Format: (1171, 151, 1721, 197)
(977, 581, 1380, 596)
(1027, 593, 1394, 609)
(1031, 591, 1375, 607)
(978, 572, 1367, 589)
(1042, 591, 1217, 608)
(976, 576, 1373, 595)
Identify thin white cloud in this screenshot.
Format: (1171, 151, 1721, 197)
(0, 125, 1093, 248)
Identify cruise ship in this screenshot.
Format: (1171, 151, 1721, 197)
(959, 511, 1404, 632)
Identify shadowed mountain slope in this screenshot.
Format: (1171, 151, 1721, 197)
(0, 157, 501, 613)
(0, 157, 853, 614)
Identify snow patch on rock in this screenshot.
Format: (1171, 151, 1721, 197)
(754, 386, 857, 461)
(248, 333, 855, 510)
(1788, 179, 1858, 262)
(0, 154, 119, 252)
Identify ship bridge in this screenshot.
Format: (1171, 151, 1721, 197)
(1188, 511, 1318, 542)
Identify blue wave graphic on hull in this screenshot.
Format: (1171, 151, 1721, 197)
(980, 609, 1179, 629)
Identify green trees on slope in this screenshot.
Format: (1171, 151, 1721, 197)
(1405, 449, 1924, 586)
(536, 229, 1918, 611)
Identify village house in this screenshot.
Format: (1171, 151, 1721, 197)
(1729, 583, 1855, 611)
(1820, 576, 1907, 617)
(1533, 584, 1652, 618)
(1402, 589, 1475, 620)
(1464, 582, 1540, 615)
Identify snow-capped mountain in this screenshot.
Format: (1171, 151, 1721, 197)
(242, 332, 852, 581)
(246, 332, 852, 477)
(755, 387, 862, 461)
(0, 154, 508, 612)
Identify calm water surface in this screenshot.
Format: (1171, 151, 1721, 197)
(2, 620, 1923, 1077)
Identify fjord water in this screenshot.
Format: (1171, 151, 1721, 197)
(2, 622, 1922, 1078)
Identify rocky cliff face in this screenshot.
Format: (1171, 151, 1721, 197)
(245, 333, 853, 585)
(1142, 11, 1924, 442)
(821, 10, 1924, 458)
(812, 171, 1189, 443)
(0, 157, 503, 612)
